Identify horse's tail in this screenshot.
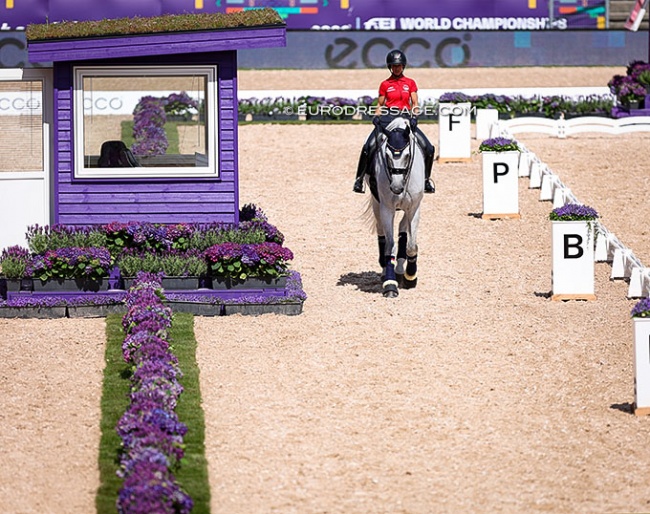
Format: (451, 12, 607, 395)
(362, 195, 377, 234)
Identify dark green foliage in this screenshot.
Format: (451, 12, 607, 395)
(27, 8, 283, 41)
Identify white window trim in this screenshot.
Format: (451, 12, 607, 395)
(73, 65, 218, 179)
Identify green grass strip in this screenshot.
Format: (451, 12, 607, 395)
(96, 312, 211, 513)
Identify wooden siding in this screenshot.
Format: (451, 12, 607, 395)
(52, 51, 240, 227)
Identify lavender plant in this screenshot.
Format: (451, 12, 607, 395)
(0, 246, 31, 279)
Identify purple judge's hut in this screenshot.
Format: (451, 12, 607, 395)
(26, 12, 286, 226)
(0, 11, 306, 316)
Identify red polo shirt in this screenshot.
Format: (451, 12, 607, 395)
(379, 75, 418, 110)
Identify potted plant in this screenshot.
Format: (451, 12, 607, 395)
(204, 241, 294, 288)
(549, 204, 599, 300)
(609, 74, 647, 110)
(0, 246, 32, 296)
(116, 250, 209, 290)
(478, 138, 521, 219)
(163, 91, 198, 122)
(630, 297, 650, 415)
(27, 246, 113, 292)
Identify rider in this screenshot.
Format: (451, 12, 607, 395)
(353, 49, 436, 194)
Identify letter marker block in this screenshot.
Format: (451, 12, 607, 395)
(438, 102, 471, 163)
(551, 221, 596, 301)
(481, 151, 520, 220)
(633, 318, 650, 416)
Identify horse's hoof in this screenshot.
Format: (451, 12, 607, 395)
(383, 283, 399, 298)
(402, 277, 417, 289)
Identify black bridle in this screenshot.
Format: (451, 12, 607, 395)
(380, 130, 416, 189)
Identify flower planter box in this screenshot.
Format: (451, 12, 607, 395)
(633, 317, 650, 416)
(66, 304, 126, 318)
(226, 276, 288, 289)
(165, 301, 222, 316)
(481, 150, 520, 220)
(551, 220, 596, 301)
(223, 301, 303, 316)
(30, 277, 107, 292)
(121, 275, 287, 291)
(0, 278, 30, 300)
(0, 306, 67, 319)
(121, 276, 202, 291)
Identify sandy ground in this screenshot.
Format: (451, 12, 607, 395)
(2, 67, 650, 513)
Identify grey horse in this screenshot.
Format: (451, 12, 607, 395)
(367, 116, 426, 298)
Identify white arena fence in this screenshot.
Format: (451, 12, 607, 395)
(495, 115, 650, 139)
(489, 118, 650, 299)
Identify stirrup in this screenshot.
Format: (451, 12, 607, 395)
(353, 177, 365, 193)
(424, 179, 435, 194)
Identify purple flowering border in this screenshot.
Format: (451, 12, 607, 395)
(115, 272, 193, 513)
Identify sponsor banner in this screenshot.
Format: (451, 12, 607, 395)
(0, 91, 42, 114)
(1, 30, 647, 70)
(0, 0, 606, 31)
(237, 31, 647, 69)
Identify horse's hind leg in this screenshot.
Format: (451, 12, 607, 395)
(400, 212, 419, 289)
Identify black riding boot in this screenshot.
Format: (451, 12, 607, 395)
(424, 151, 435, 193)
(353, 149, 369, 193)
(413, 127, 436, 194)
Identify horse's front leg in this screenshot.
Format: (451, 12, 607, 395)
(379, 208, 399, 298)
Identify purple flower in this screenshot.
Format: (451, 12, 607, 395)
(25, 246, 111, 281)
(549, 203, 599, 221)
(478, 137, 519, 153)
(631, 297, 650, 318)
(439, 91, 469, 103)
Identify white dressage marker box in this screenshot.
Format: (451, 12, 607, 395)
(551, 220, 596, 301)
(633, 317, 650, 416)
(438, 103, 472, 163)
(475, 108, 499, 140)
(481, 151, 520, 220)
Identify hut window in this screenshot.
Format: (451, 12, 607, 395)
(73, 65, 217, 179)
(0, 79, 44, 173)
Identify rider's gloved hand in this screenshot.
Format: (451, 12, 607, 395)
(409, 116, 418, 130)
(372, 116, 381, 127)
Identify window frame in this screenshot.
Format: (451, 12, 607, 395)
(73, 65, 218, 180)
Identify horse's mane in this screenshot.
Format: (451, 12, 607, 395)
(385, 117, 408, 132)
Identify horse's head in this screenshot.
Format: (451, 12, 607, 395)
(379, 117, 414, 195)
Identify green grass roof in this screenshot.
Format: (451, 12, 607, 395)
(26, 8, 284, 41)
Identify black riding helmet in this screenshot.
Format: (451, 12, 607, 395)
(386, 49, 407, 70)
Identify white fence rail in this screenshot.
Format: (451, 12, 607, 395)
(496, 115, 650, 139)
(490, 119, 650, 298)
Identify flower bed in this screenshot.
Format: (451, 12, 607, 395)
(0, 204, 306, 316)
(115, 273, 193, 513)
(235, 92, 616, 122)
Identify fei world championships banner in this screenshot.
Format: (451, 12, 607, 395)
(0, 0, 607, 31)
